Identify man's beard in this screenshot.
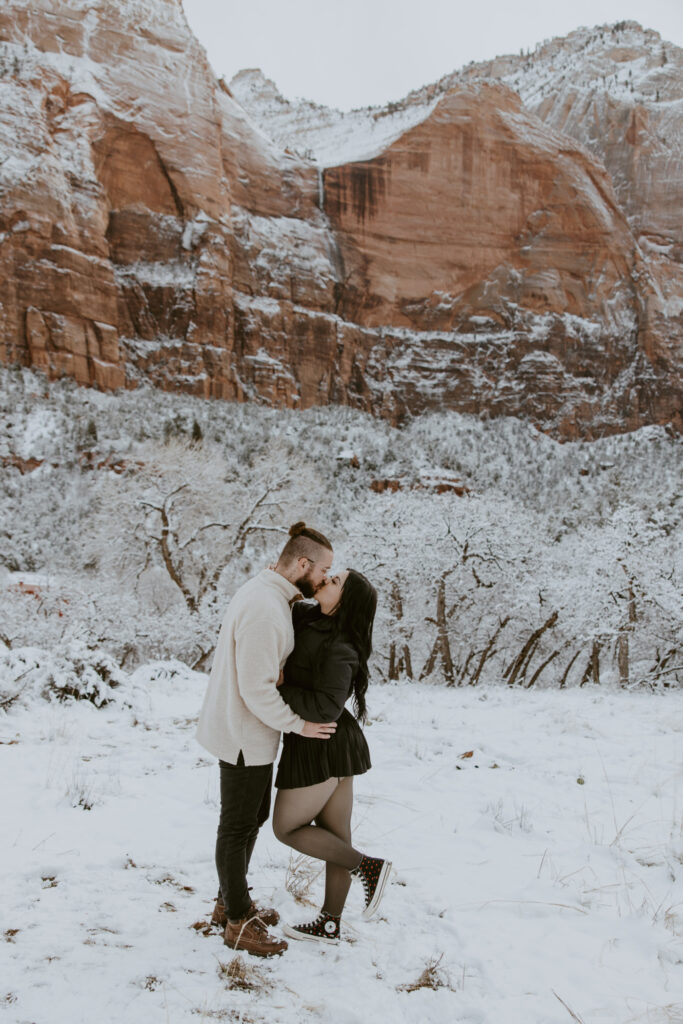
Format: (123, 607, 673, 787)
(298, 570, 319, 599)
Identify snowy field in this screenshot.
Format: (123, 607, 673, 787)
(2, 666, 682, 1024)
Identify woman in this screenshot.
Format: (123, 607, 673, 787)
(272, 568, 391, 944)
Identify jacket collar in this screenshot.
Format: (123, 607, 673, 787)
(258, 568, 301, 604)
(305, 606, 335, 631)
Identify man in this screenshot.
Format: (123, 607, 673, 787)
(196, 522, 337, 957)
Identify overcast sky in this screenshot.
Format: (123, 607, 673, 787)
(181, 0, 682, 110)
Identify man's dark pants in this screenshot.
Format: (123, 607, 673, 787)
(216, 753, 273, 922)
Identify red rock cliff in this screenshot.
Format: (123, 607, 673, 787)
(0, 4, 680, 437)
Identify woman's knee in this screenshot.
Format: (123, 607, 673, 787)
(315, 814, 351, 844)
(272, 812, 292, 844)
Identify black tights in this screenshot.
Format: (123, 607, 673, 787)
(272, 777, 362, 917)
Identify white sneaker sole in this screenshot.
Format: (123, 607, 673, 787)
(282, 922, 340, 945)
(361, 860, 392, 921)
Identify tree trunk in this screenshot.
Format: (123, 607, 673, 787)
(525, 649, 560, 688)
(456, 649, 476, 687)
(628, 579, 637, 625)
(616, 573, 636, 687)
(420, 574, 454, 685)
(158, 503, 197, 613)
(559, 650, 580, 688)
(468, 616, 510, 686)
(388, 581, 413, 680)
(591, 639, 600, 684)
(504, 611, 558, 687)
(579, 640, 601, 686)
(388, 642, 398, 681)
(435, 575, 454, 686)
(192, 645, 215, 672)
(617, 632, 629, 686)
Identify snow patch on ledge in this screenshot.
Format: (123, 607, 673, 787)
(113, 260, 195, 289)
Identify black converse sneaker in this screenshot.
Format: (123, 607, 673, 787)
(351, 854, 392, 920)
(282, 911, 341, 944)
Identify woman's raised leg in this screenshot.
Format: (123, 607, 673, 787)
(272, 778, 362, 871)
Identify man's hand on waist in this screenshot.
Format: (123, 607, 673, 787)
(301, 721, 337, 739)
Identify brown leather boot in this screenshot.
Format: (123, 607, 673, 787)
(223, 915, 287, 957)
(212, 898, 280, 928)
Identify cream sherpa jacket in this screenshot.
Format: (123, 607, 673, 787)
(196, 569, 306, 765)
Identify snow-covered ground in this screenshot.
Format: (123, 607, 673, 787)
(2, 664, 682, 1024)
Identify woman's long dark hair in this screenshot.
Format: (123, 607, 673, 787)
(323, 568, 377, 723)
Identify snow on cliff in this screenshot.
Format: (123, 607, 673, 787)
(229, 68, 439, 168)
(230, 22, 682, 169)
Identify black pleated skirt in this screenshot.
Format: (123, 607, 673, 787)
(275, 708, 371, 789)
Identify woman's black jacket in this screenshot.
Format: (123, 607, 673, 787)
(279, 602, 359, 723)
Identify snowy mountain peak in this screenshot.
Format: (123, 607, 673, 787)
(232, 21, 682, 164)
(448, 19, 682, 108)
(229, 67, 438, 167)
(229, 68, 292, 110)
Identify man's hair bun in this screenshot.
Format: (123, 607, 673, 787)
(280, 522, 332, 560)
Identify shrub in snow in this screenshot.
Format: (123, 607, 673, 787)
(0, 647, 44, 710)
(45, 642, 127, 706)
(126, 660, 208, 723)
(127, 659, 201, 699)
(65, 768, 98, 811)
(397, 954, 452, 993)
(0, 642, 126, 710)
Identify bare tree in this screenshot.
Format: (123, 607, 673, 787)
(140, 476, 288, 614)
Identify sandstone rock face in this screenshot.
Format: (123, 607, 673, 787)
(320, 82, 677, 433)
(0, 5, 680, 436)
(0, 0, 317, 402)
(444, 22, 683, 434)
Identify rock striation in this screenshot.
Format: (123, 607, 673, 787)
(0, 4, 680, 436)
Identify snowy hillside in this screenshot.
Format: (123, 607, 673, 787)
(1, 367, 680, 690)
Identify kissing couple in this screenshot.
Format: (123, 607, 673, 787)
(196, 521, 391, 956)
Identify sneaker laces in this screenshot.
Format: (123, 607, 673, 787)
(353, 858, 372, 898)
